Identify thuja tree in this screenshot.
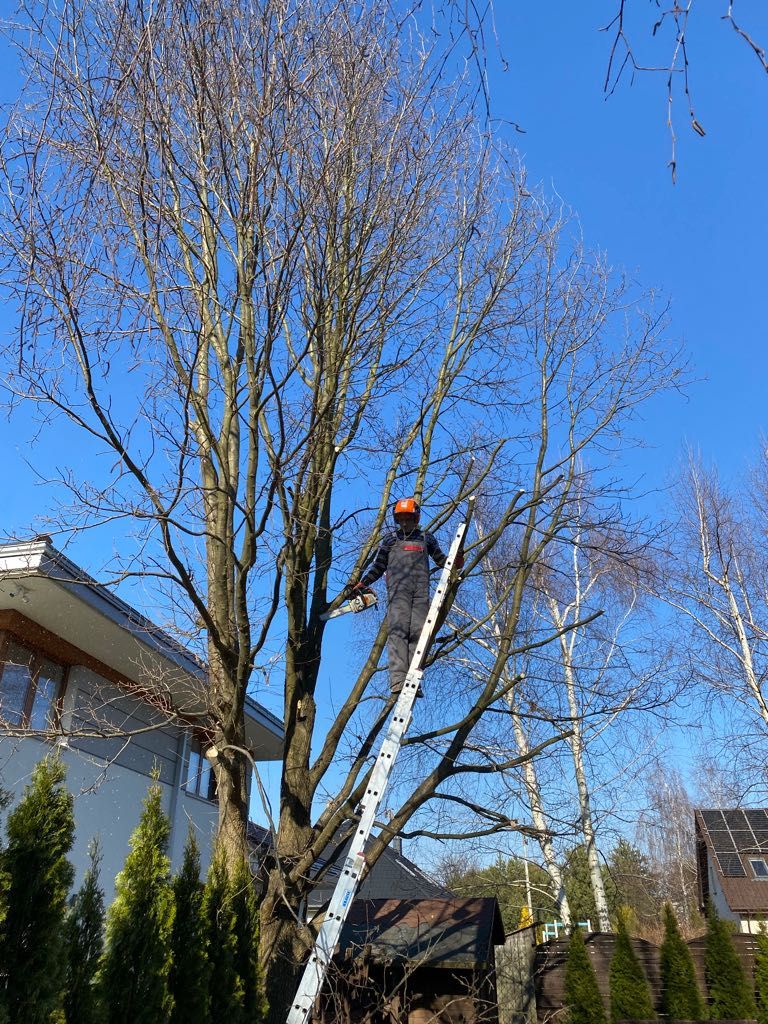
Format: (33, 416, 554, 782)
(659, 903, 704, 1020)
(0, 757, 74, 1024)
(755, 927, 768, 1024)
(608, 920, 655, 1023)
(202, 845, 242, 1021)
(0, 786, 8, 1024)
(231, 859, 267, 1023)
(100, 781, 175, 1024)
(704, 904, 756, 1020)
(0, 1, 681, 1019)
(564, 928, 607, 1024)
(64, 841, 105, 1024)
(170, 828, 209, 1024)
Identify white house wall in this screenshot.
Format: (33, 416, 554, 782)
(67, 667, 180, 786)
(0, 664, 221, 905)
(707, 854, 739, 924)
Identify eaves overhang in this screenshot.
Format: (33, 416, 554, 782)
(0, 538, 283, 760)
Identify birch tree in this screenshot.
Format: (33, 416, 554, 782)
(460, 524, 573, 927)
(637, 766, 699, 932)
(0, 0, 681, 1017)
(532, 515, 672, 933)
(668, 451, 768, 780)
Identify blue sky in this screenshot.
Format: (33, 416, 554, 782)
(1, 5, 766, 834)
(488, 4, 768, 488)
(1, 5, 765, 541)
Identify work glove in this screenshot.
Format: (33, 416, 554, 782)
(343, 581, 368, 600)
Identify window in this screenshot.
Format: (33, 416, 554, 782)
(185, 738, 216, 800)
(750, 859, 768, 879)
(0, 638, 64, 730)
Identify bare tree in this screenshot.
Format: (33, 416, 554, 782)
(531, 514, 663, 932)
(426, 2, 767, 179)
(0, 0, 681, 1017)
(636, 764, 700, 932)
(453, 521, 574, 928)
(666, 450, 768, 789)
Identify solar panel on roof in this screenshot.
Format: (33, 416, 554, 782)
(716, 852, 747, 877)
(702, 810, 725, 829)
(732, 831, 758, 851)
(725, 810, 749, 830)
(708, 831, 736, 851)
(746, 810, 768, 829)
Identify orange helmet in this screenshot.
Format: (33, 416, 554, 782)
(393, 497, 420, 519)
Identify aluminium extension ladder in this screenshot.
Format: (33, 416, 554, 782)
(286, 498, 474, 1024)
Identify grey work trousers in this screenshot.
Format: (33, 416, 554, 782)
(387, 586, 430, 691)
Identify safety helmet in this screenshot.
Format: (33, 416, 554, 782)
(393, 497, 420, 520)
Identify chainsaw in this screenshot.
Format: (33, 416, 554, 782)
(320, 588, 378, 621)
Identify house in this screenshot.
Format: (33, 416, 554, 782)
(316, 897, 506, 1024)
(249, 821, 506, 1021)
(0, 537, 283, 901)
(695, 807, 768, 932)
(306, 832, 453, 917)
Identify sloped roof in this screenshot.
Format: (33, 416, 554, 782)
(309, 837, 452, 907)
(695, 807, 768, 912)
(337, 897, 505, 968)
(0, 538, 283, 757)
(246, 824, 451, 905)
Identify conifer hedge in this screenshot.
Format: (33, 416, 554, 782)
(704, 903, 757, 1020)
(170, 827, 210, 1024)
(232, 856, 267, 1024)
(0, 757, 75, 1024)
(99, 779, 176, 1024)
(203, 844, 244, 1021)
(0, 756, 269, 1024)
(755, 927, 768, 1024)
(608, 920, 655, 1023)
(659, 902, 704, 1021)
(564, 927, 607, 1024)
(64, 842, 105, 1024)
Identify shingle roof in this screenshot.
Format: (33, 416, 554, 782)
(246, 825, 451, 906)
(695, 807, 768, 912)
(308, 837, 451, 907)
(337, 897, 505, 968)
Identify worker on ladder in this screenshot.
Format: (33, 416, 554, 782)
(346, 498, 461, 695)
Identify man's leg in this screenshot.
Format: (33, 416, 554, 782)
(407, 593, 430, 669)
(387, 590, 411, 693)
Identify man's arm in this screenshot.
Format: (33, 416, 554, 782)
(426, 531, 447, 568)
(355, 534, 395, 588)
(426, 531, 462, 570)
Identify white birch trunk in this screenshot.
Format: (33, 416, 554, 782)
(550, 589, 612, 932)
(507, 687, 572, 926)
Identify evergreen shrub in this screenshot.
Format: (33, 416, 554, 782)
(659, 902, 704, 1021)
(100, 780, 175, 1024)
(564, 927, 607, 1024)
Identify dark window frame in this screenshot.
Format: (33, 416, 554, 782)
(0, 629, 68, 731)
(184, 734, 217, 802)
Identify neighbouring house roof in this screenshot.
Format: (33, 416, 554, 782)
(695, 807, 768, 913)
(308, 835, 452, 908)
(336, 897, 505, 969)
(0, 537, 283, 758)
(246, 823, 452, 906)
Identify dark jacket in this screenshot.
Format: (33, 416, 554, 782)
(360, 527, 447, 595)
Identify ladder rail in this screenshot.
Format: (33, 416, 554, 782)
(286, 499, 474, 1024)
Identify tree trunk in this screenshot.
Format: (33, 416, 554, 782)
(260, 864, 313, 1024)
(207, 647, 251, 868)
(508, 693, 572, 926)
(553, 593, 612, 933)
